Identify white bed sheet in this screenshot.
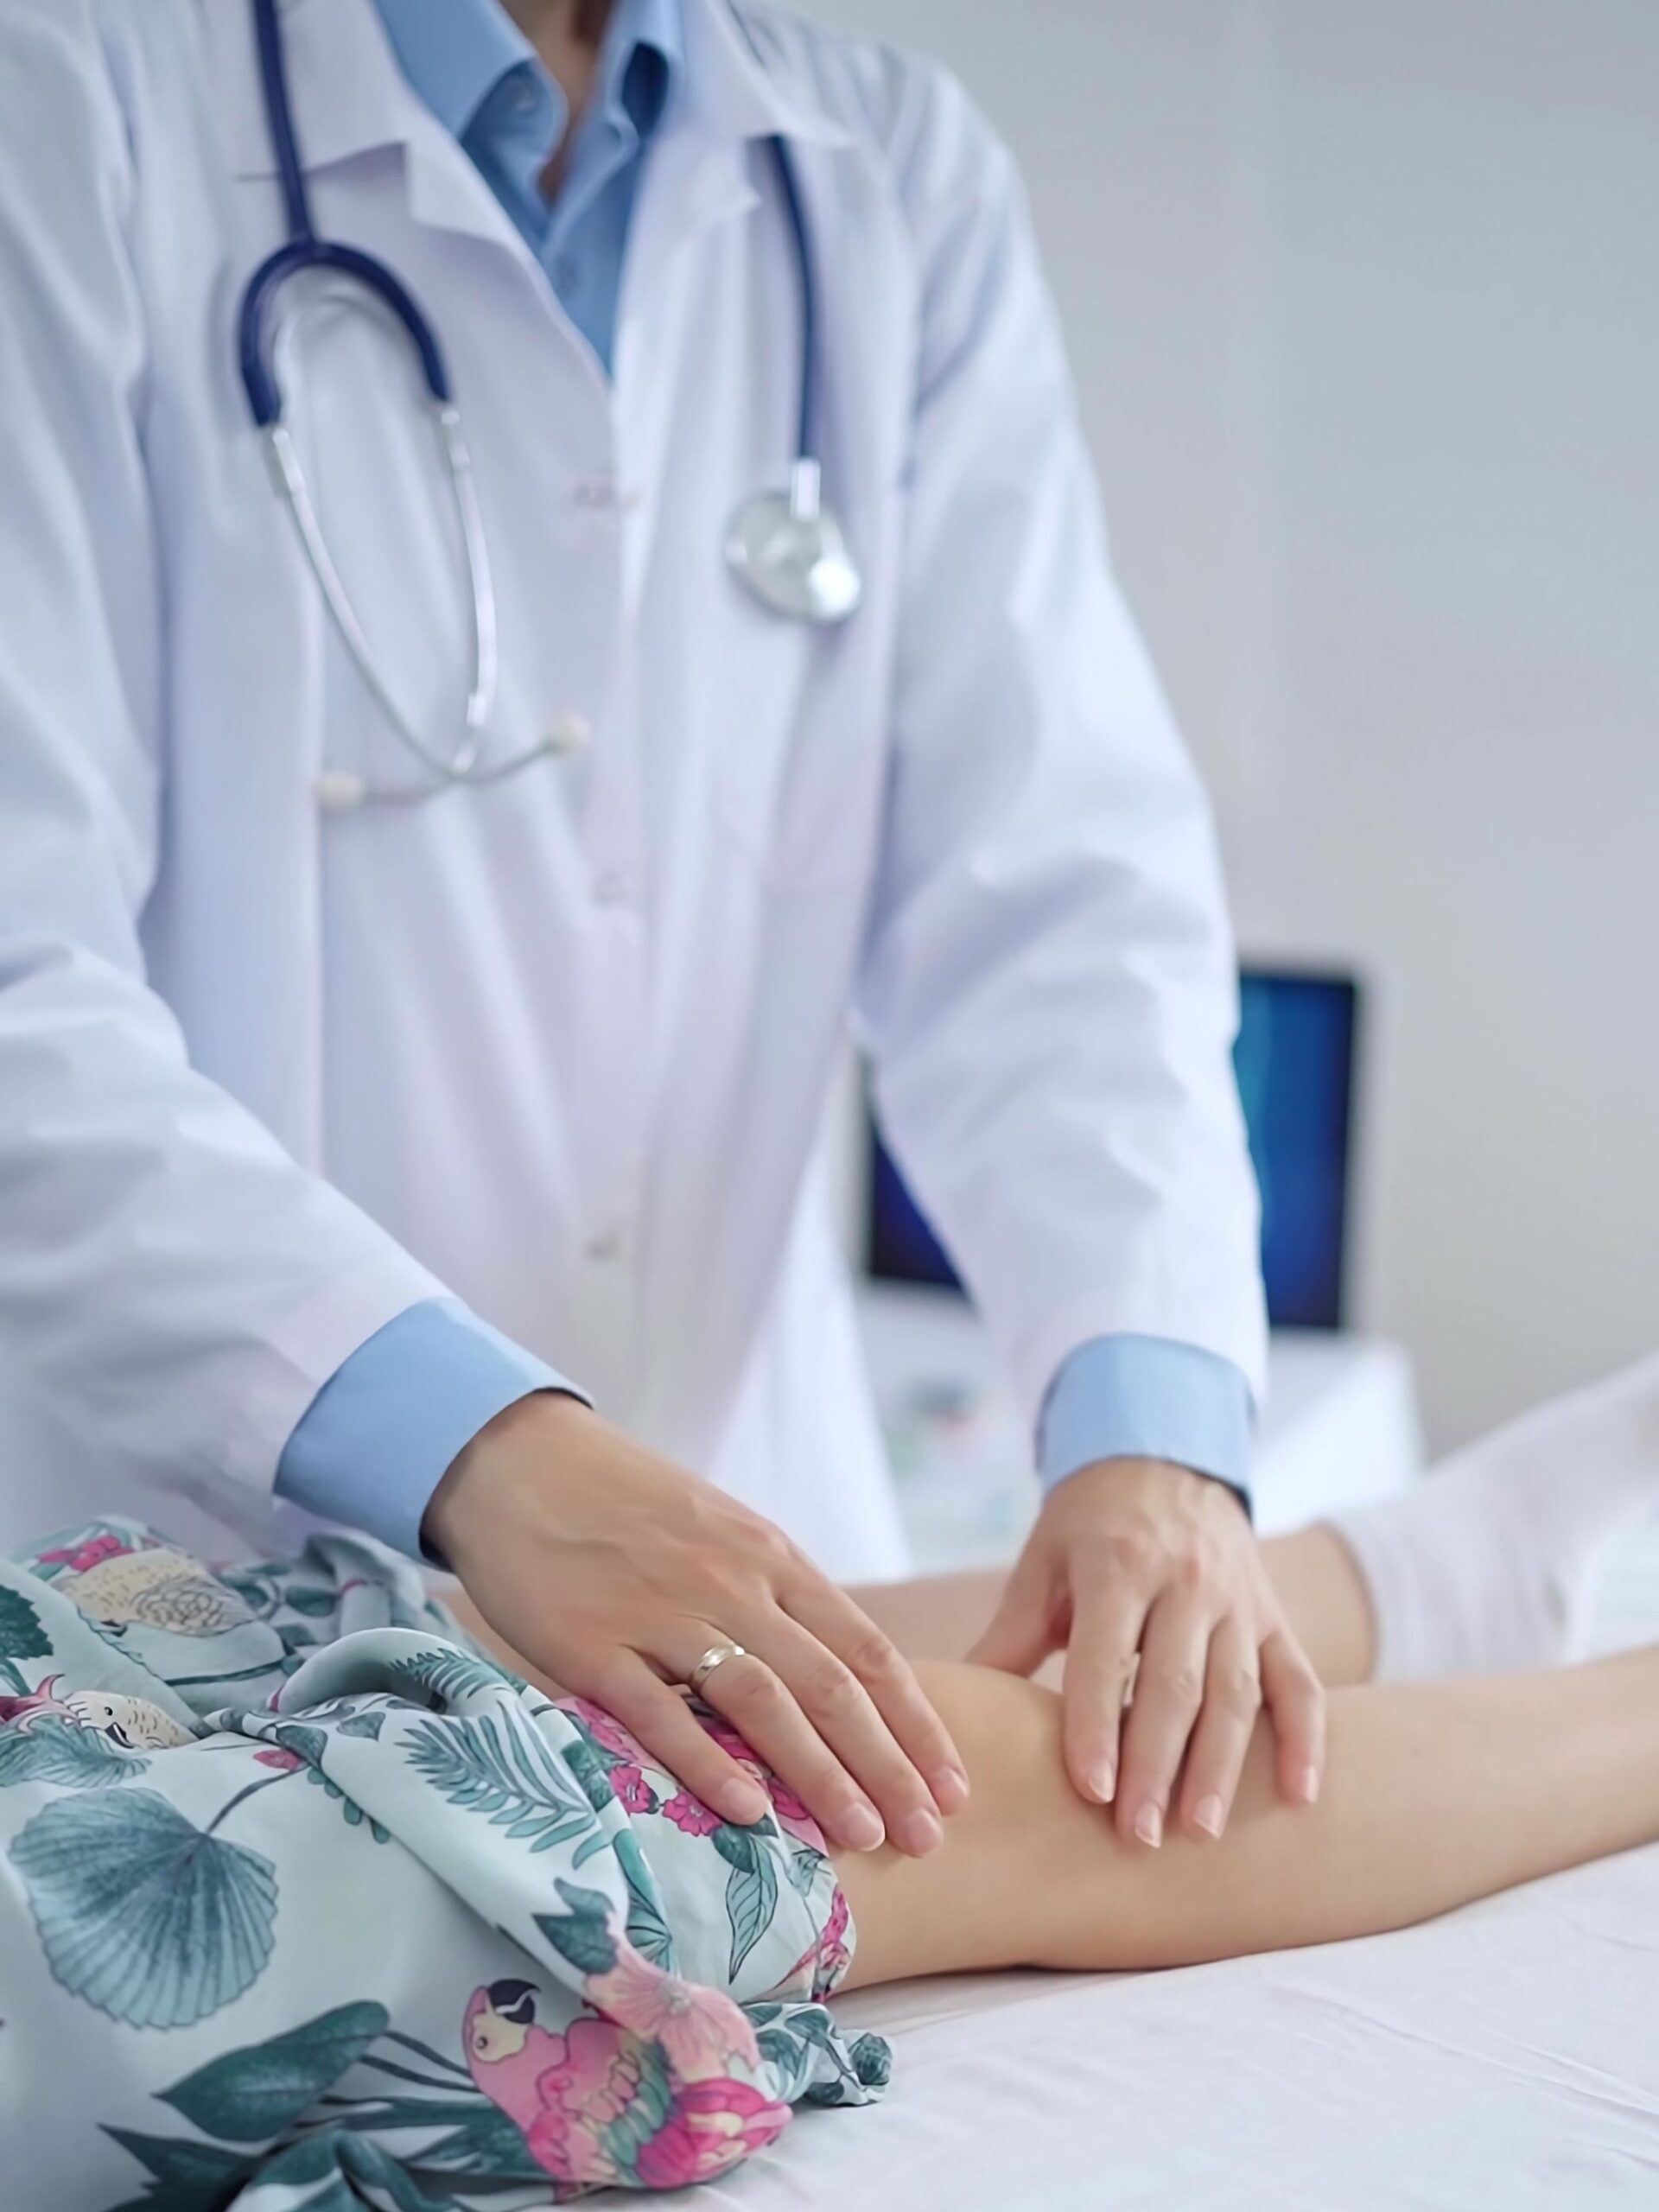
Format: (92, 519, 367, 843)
(748, 1844, 1659, 2210)
(660, 1538, 1659, 2210)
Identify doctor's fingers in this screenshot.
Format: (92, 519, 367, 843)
(729, 1600, 968, 1853)
(1261, 1625, 1325, 1808)
(782, 1578, 970, 1818)
(1058, 1568, 1154, 1811)
(654, 1608, 948, 1856)
(572, 1651, 775, 1829)
(1113, 1587, 1217, 1849)
(1173, 1616, 1261, 1840)
(673, 1637, 898, 1855)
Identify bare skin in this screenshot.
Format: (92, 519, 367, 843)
(836, 1528, 1659, 1986)
(833, 1643, 1659, 1988)
(454, 1522, 1659, 1990)
(502, 0, 607, 194)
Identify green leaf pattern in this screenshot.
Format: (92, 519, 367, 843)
(0, 1583, 50, 1662)
(0, 1715, 146, 1789)
(714, 1823, 781, 1980)
(400, 1707, 601, 1850)
(388, 1645, 522, 1707)
(158, 2001, 391, 2139)
(10, 1789, 277, 2027)
(0, 1533, 888, 2206)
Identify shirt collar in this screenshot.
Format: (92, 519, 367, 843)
(372, 0, 683, 149)
(610, 0, 683, 141)
(214, 0, 849, 200)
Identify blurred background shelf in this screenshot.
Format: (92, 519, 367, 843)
(857, 1281, 1424, 1576)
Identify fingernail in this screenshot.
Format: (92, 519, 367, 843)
(841, 1802, 887, 1852)
(1300, 1765, 1322, 1806)
(932, 1764, 971, 1814)
(1090, 1761, 1116, 1805)
(895, 1807, 944, 1856)
(728, 1783, 771, 1826)
(1134, 1802, 1164, 1848)
(1193, 1793, 1224, 1839)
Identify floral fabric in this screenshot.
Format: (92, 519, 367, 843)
(0, 1520, 888, 2209)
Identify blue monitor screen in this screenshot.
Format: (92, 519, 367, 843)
(866, 968, 1360, 1331)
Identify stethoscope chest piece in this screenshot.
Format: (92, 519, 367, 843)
(725, 460, 862, 626)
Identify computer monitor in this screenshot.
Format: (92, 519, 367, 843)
(864, 967, 1362, 1331)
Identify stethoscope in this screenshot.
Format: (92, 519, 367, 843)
(239, 0, 862, 810)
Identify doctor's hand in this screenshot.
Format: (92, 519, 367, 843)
(969, 1458, 1325, 1846)
(424, 1393, 969, 1857)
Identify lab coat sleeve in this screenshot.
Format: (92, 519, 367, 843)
(855, 61, 1268, 1433)
(0, 2, 448, 1533)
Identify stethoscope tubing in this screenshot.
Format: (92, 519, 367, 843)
(240, 0, 851, 806)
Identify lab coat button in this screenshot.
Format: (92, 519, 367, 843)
(315, 770, 367, 814)
(593, 868, 633, 908)
(585, 1225, 629, 1263)
(546, 712, 592, 753)
(573, 474, 618, 511)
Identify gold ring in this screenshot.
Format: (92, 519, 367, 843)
(687, 1642, 747, 1697)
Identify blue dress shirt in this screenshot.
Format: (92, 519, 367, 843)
(372, 0, 682, 373)
(275, 0, 1255, 1558)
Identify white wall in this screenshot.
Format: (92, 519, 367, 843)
(804, 0, 1659, 1452)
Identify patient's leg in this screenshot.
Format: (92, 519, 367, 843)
(833, 1649, 1659, 1986)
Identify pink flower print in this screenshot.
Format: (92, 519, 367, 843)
(254, 1746, 305, 1772)
(693, 1709, 760, 1773)
(763, 1776, 827, 1851)
(691, 1707, 826, 1846)
(633, 2075, 791, 2190)
(558, 1694, 653, 1770)
(608, 1763, 658, 1815)
(588, 1942, 760, 2078)
(0, 1676, 73, 1732)
(770, 1882, 854, 2002)
(36, 1534, 130, 1574)
(813, 1885, 853, 1996)
(662, 1788, 721, 1838)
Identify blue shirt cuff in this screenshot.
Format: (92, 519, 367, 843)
(276, 1298, 584, 1560)
(1039, 1334, 1255, 1508)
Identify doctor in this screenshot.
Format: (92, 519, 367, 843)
(0, 0, 1324, 1859)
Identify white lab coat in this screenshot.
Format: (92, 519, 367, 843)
(0, 0, 1264, 1578)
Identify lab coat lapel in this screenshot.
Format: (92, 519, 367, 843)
(626, 0, 854, 298)
(210, 0, 854, 282)
(206, 0, 544, 271)
(683, 0, 854, 152)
